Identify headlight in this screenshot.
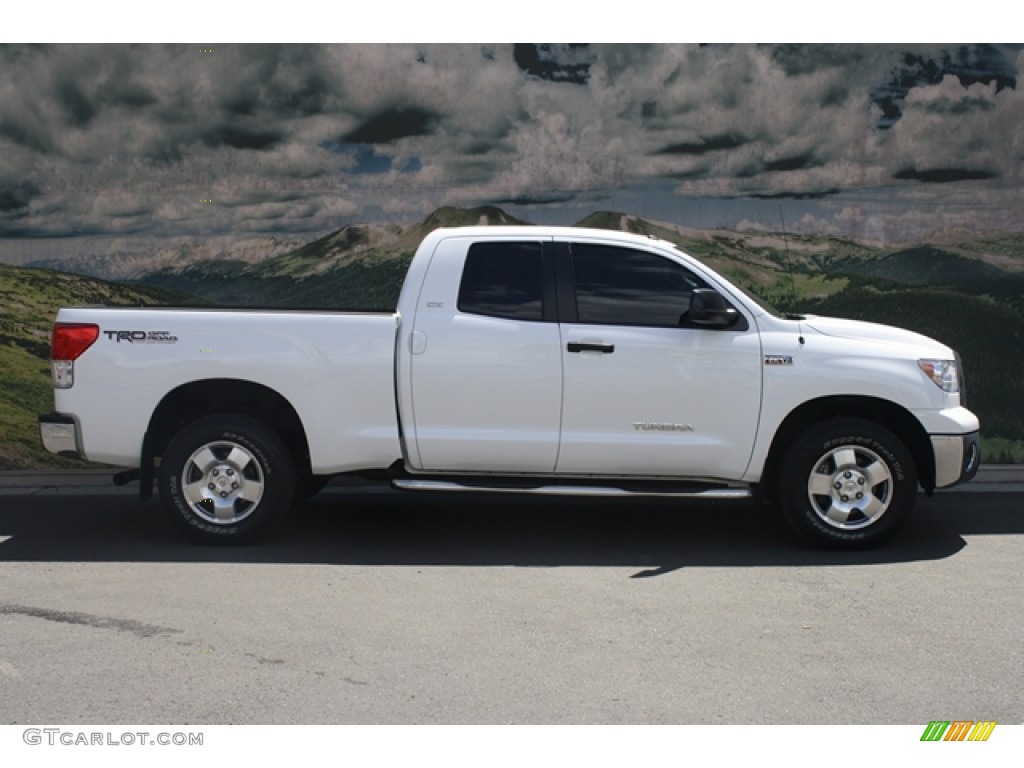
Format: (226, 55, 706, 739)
(918, 359, 959, 393)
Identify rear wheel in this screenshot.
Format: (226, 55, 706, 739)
(159, 415, 295, 544)
(779, 418, 917, 549)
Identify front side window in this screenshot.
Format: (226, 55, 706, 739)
(571, 244, 703, 327)
(457, 241, 544, 321)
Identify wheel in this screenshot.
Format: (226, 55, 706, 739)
(779, 418, 917, 549)
(159, 415, 295, 544)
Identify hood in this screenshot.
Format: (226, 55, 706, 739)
(802, 315, 953, 356)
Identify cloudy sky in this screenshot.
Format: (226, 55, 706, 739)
(1, 43, 1022, 262)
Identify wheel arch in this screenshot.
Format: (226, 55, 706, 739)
(142, 379, 310, 498)
(761, 395, 934, 503)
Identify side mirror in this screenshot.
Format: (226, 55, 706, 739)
(687, 288, 740, 328)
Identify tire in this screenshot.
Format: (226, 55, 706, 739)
(779, 418, 918, 549)
(159, 415, 295, 544)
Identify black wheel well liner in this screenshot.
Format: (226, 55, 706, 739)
(141, 379, 309, 499)
(760, 395, 935, 502)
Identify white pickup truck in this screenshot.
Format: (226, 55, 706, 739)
(39, 226, 979, 548)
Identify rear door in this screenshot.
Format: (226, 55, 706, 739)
(406, 236, 563, 473)
(554, 239, 763, 480)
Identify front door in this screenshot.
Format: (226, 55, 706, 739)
(555, 241, 763, 481)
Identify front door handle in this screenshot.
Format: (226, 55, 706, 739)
(567, 342, 615, 354)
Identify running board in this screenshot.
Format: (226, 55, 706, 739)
(391, 479, 752, 500)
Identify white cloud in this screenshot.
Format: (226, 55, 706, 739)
(0, 43, 1021, 252)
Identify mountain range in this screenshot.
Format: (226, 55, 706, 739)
(2, 205, 1023, 468)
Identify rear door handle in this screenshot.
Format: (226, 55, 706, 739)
(567, 342, 615, 354)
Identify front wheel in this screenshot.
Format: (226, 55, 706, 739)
(159, 415, 295, 544)
(779, 419, 918, 549)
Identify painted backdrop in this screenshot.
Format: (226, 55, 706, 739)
(1, 44, 1022, 468)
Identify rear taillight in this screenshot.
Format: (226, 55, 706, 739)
(51, 323, 99, 389)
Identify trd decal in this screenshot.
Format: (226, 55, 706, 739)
(103, 330, 178, 344)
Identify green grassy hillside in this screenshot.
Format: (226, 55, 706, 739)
(0, 264, 193, 469)
(831, 246, 1010, 285)
(141, 257, 412, 310)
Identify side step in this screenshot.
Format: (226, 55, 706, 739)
(392, 478, 752, 500)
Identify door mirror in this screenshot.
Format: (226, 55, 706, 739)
(686, 289, 740, 328)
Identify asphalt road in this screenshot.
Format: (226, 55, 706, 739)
(1, 480, 1021, 725)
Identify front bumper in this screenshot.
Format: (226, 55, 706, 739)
(39, 412, 82, 459)
(931, 431, 980, 488)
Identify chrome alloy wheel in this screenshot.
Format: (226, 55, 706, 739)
(806, 444, 893, 530)
(180, 440, 265, 525)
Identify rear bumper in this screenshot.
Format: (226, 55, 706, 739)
(932, 431, 980, 488)
(38, 412, 82, 459)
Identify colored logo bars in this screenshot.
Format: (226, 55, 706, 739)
(920, 721, 997, 742)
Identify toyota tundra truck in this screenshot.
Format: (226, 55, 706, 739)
(38, 226, 980, 548)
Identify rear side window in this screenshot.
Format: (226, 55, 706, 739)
(458, 241, 544, 321)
